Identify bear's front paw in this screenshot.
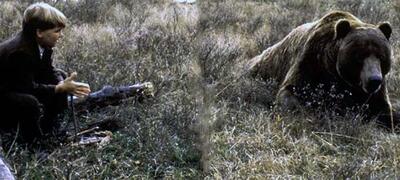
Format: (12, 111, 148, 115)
(276, 89, 300, 112)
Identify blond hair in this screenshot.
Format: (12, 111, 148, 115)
(22, 2, 67, 35)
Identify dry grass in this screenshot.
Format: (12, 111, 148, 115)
(0, 0, 400, 179)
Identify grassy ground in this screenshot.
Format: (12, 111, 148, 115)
(1, 0, 400, 179)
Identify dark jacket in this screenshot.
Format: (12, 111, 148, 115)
(0, 31, 62, 97)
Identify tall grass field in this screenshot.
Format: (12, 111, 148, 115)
(1, 0, 400, 179)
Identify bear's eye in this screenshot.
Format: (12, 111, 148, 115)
(378, 54, 388, 62)
(379, 55, 391, 73)
(352, 53, 366, 63)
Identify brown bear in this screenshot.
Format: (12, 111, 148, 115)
(247, 11, 396, 129)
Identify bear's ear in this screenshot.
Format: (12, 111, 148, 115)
(334, 19, 351, 40)
(378, 22, 392, 40)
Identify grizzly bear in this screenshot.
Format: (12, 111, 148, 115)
(247, 11, 396, 129)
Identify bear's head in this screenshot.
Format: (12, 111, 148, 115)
(334, 20, 392, 94)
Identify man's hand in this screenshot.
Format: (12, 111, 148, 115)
(55, 72, 91, 98)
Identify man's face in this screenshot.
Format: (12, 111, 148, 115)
(36, 26, 63, 48)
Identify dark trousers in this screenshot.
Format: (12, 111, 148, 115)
(0, 92, 68, 142)
(0, 69, 68, 142)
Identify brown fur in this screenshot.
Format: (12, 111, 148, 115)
(247, 11, 396, 128)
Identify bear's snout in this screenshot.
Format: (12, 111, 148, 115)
(366, 75, 382, 93)
(360, 56, 382, 94)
